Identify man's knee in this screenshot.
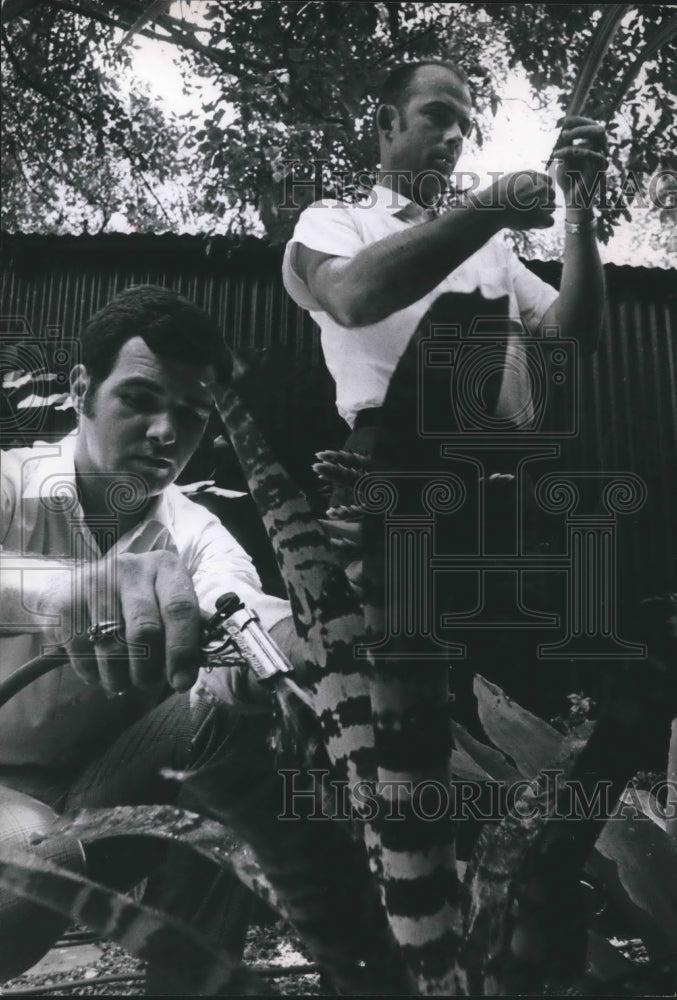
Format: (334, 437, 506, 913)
(0, 784, 85, 983)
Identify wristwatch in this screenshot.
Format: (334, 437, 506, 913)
(564, 216, 597, 235)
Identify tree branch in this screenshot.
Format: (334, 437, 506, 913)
(47, 0, 122, 32)
(370, 19, 438, 67)
(1, 22, 173, 225)
(112, 0, 285, 71)
(604, 15, 677, 123)
(49, 0, 228, 69)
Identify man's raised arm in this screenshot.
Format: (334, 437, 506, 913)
(538, 115, 607, 356)
(293, 171, 557, 328)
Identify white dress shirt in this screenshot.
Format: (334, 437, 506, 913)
(1, 432, 290, 766)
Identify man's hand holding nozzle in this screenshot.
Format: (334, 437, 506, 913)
(44, 550, 202, 697)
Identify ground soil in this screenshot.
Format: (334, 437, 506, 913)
(0, 922, 658, 996)
(2, 922, 321, 996)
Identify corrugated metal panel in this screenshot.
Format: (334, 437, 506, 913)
(2, 235, 675, 603)
(0, 246, 323, 362)
(534, 261, 677, 604)
(0, 235, 346, 500)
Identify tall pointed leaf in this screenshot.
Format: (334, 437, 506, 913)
(360, 294, 504, 994)
(473, 674, 562, 778)
(545, 3, 631, 167)
(214, 385, 375, 792)
(451, 720, 521, 783)
(565, 4, 632, 117)
(591, 803, 677, 959)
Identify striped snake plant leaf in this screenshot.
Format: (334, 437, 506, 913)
(36, 804, 282, 917)
(0, 844, 277, 996)
(175, 734, 414, 995)
(212, 380, 422, 991)
(217, 343, 466, 992)
(213, 377, 390, 939)
(358, 291, 509, 994)
(214, 384, 376, 793)
(42, 799, 413, 995)
(564, 4, 633, 119)
(546, 3, 632, 167)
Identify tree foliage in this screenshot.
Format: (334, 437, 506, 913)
(1, 2, 196, 231)
(1, 1, 675, 245)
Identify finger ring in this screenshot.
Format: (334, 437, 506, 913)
(104, 688, 128, 700)
(87, 620, 122, 643)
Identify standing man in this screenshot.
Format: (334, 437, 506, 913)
(283, 59, 609, 726)
(0, 284, 295, 980)
(282, 60, 607, 453)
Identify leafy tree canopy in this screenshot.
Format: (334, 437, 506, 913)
(2, 1, 675, 252)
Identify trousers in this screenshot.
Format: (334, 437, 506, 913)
(0, 693, 271, 983)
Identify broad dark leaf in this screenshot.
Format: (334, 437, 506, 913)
(451, 719, 521, 783)
(473, 674, 562, 778)
(591, 794, 677, 959)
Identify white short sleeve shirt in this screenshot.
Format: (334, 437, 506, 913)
(282, 185, 559, 428)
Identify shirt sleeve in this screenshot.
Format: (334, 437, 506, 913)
(1, 450, 20, 547)
(506, 251, 559, 335)
(185, 506, 293, 713)
(188, 513, 290, 632)
(282, 199, 364, 311)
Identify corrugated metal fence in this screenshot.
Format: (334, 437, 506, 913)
(2, 233, 675, 607)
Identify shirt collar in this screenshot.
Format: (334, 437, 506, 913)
(369, 183, 438, 223)
(21, 430, 172, 534)
(20, 431, 79, 501)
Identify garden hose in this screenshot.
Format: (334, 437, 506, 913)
(0, 651, 69, 711)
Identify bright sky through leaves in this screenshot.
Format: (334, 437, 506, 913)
(127, 28, 673, 266)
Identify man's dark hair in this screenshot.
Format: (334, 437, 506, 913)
(80, 284, 230, 385)
(377, 60, 468, 115)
